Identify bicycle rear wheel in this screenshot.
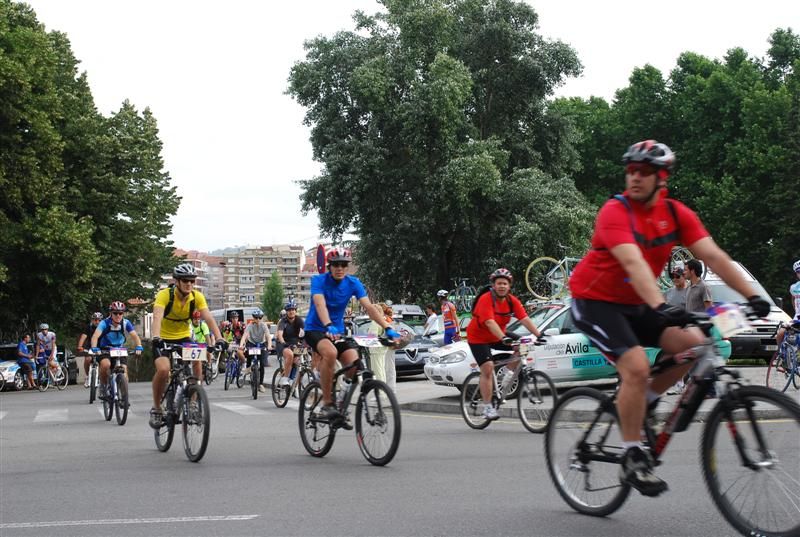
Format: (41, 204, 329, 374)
(356, 379, 401, 466)
(297, 368, 314, 398)
(701, 385, 800, 537)
(298, 382, 336, 457)
(765, 351, 790, 392)
(182, 384, 210, 462)
(517, 369, 557, 433)
(525, 257, 567, 300)
(272, 368, 289, 408)
(459, 371, 490, 429)
(54, 366, 68, 390)
(545, 387, 631, 517)
(37, 368, 48, 392)
(115, 374, 129, 426)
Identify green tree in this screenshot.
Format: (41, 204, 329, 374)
(288, 0, 589, 301)
(262, 271, 284, 322)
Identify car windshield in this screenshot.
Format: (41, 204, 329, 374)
(706, 281, 776, 306)
(507, 304, 564, 336)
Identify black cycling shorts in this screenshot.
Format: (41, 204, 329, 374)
(304, 331, 358, 356)
(468, 341, 513, 366)
(571, 299, 667, 362)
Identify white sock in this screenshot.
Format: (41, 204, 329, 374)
(622, 441, 644, 450)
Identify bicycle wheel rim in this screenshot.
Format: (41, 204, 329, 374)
(115, 376, 129, 425)
(37, 369, 48, 392)
(766, 352, 791, 392)
(545, 388, 630, 516)
(154, 409, 175, 452)
(518, 370, 557, 433)
(89, 369, 97, 402)
(55, 366, 67, 390)
(701, 386, 800, 537)
(355, 380, 401, 466)
(251, 361, 259, 399)
(298, 382, 335, 457)
(525, 257, 567, 300)
(460, 372, 490, 429)
(103, 387, 113, 420)
(272, 369, 289, 408)
(182, 384, 210, 462)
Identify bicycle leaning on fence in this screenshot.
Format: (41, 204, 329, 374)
(298, 334, 401, 466)
(543, 307, 800, 537)
(153, 343, 211, 463)
(460, 337, 557, 433)
(765, 320, 800, 392)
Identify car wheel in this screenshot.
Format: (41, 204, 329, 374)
(13, 370, 25, 391)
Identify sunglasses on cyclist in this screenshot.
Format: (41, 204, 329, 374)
(111, 311, 124, 316)
(330, 261, 349, 268)
(625, 163, 658, 176)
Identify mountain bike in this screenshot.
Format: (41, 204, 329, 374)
(272, 344, 315, 408)
(298, 334, 401, 466)
(86, 353, 99, 403)
(450, 277, 478, 312)
(765, 321, 799, 392)
(99, 348, 130, 426)
(460, 338, 557, 433)
(202, 348, 221, 385)
(243, 343, 265, 400)
(544, 309, 800, 537)
(223, 344, 243, 391)
(154, 343, 211, 463)
(35, 359, 68, 392)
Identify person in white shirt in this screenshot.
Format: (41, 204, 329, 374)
(423, 304, 438, 336)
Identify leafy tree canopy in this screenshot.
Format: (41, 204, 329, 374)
(262, 271, 284, 322)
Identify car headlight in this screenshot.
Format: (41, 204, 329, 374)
(0, 364, 11, 373)
(427, 356, 440, 364)
(439, 351, 467, 364)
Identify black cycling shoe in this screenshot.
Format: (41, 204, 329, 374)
(619, 446, 668, 497)
(148, 408, 165, 429)
(316, 404, 341, 421)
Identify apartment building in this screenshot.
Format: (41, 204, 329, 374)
(223, 244, 308, 311)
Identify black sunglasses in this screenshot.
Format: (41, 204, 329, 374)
(330, 262, 349, 268)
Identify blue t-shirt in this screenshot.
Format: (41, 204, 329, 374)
(96, 318, 135, 348)
(17, 341, 31, 361)
(305, 273, 367, 332)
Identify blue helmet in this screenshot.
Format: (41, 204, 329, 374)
(251, 308, 264, 319)
(284, 302, 297, 311)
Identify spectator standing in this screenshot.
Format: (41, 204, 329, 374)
(685, 259, 712, 312)
(368, 302, 396, 391)
(437, 290, 460, 344)
(663, 266, 689, 309)
(16, 334, 35, 389)
(422, 304, 438, 336)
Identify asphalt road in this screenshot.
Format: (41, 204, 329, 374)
(0, 378, 769, 537)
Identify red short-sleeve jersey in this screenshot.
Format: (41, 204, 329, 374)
(569, 193, 709, 305)
(467, 292, 528, 344)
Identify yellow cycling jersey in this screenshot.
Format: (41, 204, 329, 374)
(154, 287, 208, 340)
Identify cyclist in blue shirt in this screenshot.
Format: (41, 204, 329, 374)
(305, 247, 401, 419)
(90, 301, 143, 395)
(16, 334, 35, 389)
(776, 259, 800, 347)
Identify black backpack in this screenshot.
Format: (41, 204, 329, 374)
(98, 317, 127, 344)
(163, 285, 196, 322)
(611, 194, 679, 249)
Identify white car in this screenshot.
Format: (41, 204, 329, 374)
(424, 300, 661, 390)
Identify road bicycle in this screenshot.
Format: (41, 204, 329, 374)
(272, 343, 315, 408)
(298, 334, 401, 466)
(243, 343, 266, 400)
(544, 308, 800, 537)
(35, 358, 68, 392)
(223, 344, 244, 391)
(656, 246, 699, 290)
(98, 348, 130, 426)
(525, 256, 580, 300)
(154, 343, 211, 463)
(86, 353, 99, 403)
(460, 338, 557, 433)
(765, 320, 799, 392)
(450, 277, 478, 312)
(202, 348, 221, 385)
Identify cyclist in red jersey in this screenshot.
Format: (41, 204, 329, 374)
(568, 140, 771, 497)
(466, 268, 541, 420)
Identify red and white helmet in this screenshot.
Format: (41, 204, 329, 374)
(490, 268, 513, 283)
(108, 301, 126, 313)
(326, 247, 352, 265)
(622, 140, 675, 174)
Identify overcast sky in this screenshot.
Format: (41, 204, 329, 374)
(24, 0, 797, 253)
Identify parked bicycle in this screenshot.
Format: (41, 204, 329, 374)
(544, 308, 800, 537)
(450, 277, 478, 312)
(298, 334, 401, 466)
(766, 320, 799, 392)
(460, 337, 557, 433)
(97, 348, 130, 426)
(525, 256, 580, 300)
(271, 343, 315, 408)
(35, 360, 68, 392)
(153, 343, 211, 463)
(223, 344, 243, 391)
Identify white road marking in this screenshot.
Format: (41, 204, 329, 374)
(212, 401, 268, 416)
(33, 409, 68, 422)
(0, 514, 259, 529)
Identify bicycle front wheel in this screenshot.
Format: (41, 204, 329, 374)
(102, 384, 113, 421)
(517, 369, 557, 433)
(701, 385, 800, 537)
(271, 368, 289, 408)
(251, 360, 260, 400)
(459, 371, 490, 430)
(182, 384, 210, 463)
(155, 394, 175, 453)
(545, 387, 631, 517)
(89, 367, 97, 403)
(525, 257, 567, 300)
(765, 351, 791, 392)
(356, 379, 401, 466)
(115, 375, 129, 426)
(298, 382, 336, 457)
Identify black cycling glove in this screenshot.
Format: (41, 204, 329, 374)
(654, 303, 692, 327)
(747, 295, 770, 318)
(504, 331, 521, 341)
(215, 340, 228, 352)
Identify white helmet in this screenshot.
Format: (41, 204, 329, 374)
(436, 289, 448, 298)
(793, 259, 800, 273)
